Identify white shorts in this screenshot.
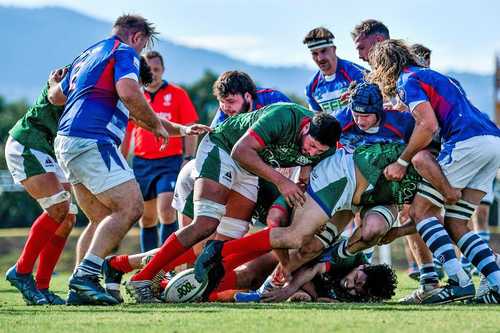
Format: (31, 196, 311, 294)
(54, 135, 134, 195)
(192, 136, 258, 202)
(5, 136, 66, 184)
(172, 159, 196, 218)
(438, 135, 500, 193)
(480, 181, 496, 205)
(307, 149, 356, 217)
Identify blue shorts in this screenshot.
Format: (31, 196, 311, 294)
(133, 155, 183, 201)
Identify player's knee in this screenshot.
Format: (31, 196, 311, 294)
(192, 218, 219, 239)
(127, 200, 144, 224)
(59, 214, 76, 234)
(361, 224, 384, 245)
(411, 150, 431, 172)
(38, 190, 72, 223)
(46, 200, 70, 223)
(159, 207, 177, 225)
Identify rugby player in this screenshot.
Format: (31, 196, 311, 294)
(48, 14, 209, 305)
(125, 102, 342, 303)
(368, 39, 500, 304)
(304, 27, 366, 116)
(4, 68, 76, 305)
(122, 50, 199, 252)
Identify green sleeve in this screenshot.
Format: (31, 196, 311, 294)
(249, 105, 294, 146)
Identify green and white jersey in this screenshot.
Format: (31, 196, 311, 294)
(354, 143, 421, 206)
(9, 84, 63, 156)
(209, 102, 332, 168)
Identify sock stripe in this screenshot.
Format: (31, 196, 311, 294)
(420, 224, 444, 242)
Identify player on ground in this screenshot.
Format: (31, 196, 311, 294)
(4, 68, 76, 305)
(304, 27, 366, 116)
(125, 102, 342, 303)
(121, 50, 199, 252)
(48, 15, 209, 305)
(369, 39, 500, 304)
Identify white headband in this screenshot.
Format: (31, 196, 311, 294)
(307, 38, 335, 50)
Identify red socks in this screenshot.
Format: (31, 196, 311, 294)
(109, 255, 134, 273)
(162, 247, 196, 272)
(16, 212, 60, 274)
(221, 228, 271, 257)
(223, 250, 268, 271)
(35, 235, 67, 290)
(132, 234, 187, 281)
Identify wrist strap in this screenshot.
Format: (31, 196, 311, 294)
(396, 158, 410, 167)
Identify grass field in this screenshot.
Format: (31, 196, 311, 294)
(0, 272, 499, 333)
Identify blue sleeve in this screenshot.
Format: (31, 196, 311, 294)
(335, 107, 351, 128)
(271, 91, 291, 103)
(114, 46, 140, 82)
(350, 64, 368, 83)
(305, 85, 322, 111)
(59, 70, 71, 96)
(398, 75, 428, 112)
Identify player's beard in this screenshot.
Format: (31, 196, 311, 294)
(239, 98, 252, 114)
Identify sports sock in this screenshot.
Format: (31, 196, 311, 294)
(416, 217, 470, 287)
(457, 231, 500, 292)
(131, 233, 186, 281)
(162, 247, 196, 272)
(35, 234, 67, 290)
(214, 269, 238, 292)
(460, 255, 472, 271)
(160, 221, 179, 245)
(74, 253, 104, 277)
(140, 226, 159, 252)
(223, 250, 268, 271)
(419, 262, 439, 287)
(16, 212, 60, 274)
(221, 228, 271, 257)
(109, 255, 134, 273)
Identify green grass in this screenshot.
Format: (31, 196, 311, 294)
(0, 272, 499, 333)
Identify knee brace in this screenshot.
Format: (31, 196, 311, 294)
(216, 217, 250, 239)
(315, 222, 339, 248)
(445, 200, 477, 220)
(364, 205, 396, 229)
(37, 190, 71, 210)
(193, 199, 226, 221)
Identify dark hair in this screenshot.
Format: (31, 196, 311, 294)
(410, 43, 431, 67)
(362, 264, 398, 301)
(308, 112, 341, 147)
(112, 14, 158, 47)
(144, 50, 164, 68)
(303, 27, 335, 45)
(139, 56, 153, 86)
(212, 71, 257, 100)
(351, 19, 390, 40)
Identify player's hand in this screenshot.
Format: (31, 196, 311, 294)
(48, 67, 68, 87)
(378, 227, 403, 245)
(261, 286, 294, 303)
(184, 124, 212, 136)
(383, 162, 407, 181)
(153, 123, 169, 150)
(277, 178, 306, 207)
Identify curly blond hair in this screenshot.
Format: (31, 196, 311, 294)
(367, 39, 420, 98)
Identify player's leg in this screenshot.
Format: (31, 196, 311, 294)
(4, 138, 74, 305)
(139, 198, 159, 252)
(157, 156, 183, 244)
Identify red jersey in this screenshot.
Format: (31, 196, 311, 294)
(125, 81, 198, 159)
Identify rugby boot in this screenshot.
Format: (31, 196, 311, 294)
(39, 289, 66, 305)
(422, 280, 475, 304)
(194, 240, 224, 283)
(67, 273, 119, 305)
(125, 280, 162, 304)
(102, 256, 124, 303)
(5, 265, 48, 305)
(471, 289, 500, 304)
(398, 285, 443, 305)
(234, 291, 262, 303)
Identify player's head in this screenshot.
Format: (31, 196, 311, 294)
(348, 81, 383, 131)
(410, 43, 431, 68)
(300, 112, 341, 156)
(144, 51, 165, 87)
(351, 19, 390, 62)
(112, 14, 158, 53)
(303, 27, 337, 76)
(337, 264, 397, 302)
(367, 39, 420, 99)
(139, 56, 153, 86)
(213, 70, 257, 116)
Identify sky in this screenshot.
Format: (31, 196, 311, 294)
(2, 0, 499, 73)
